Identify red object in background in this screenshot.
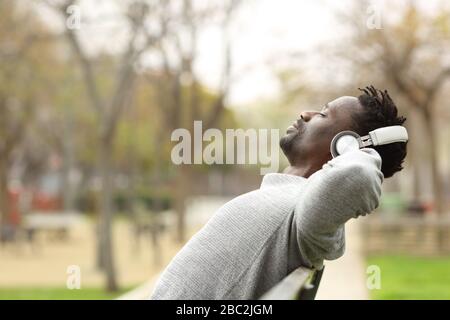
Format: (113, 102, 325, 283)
(4, 188, 62, 227)
(31, 191, 62, 212)
(422, 201, 434, 213)
(7, 189, 21, 226)
(6, 189, 62, 225)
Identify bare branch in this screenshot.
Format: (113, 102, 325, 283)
(103, 0, 168, 140)
(41, 0, 105, 116)
(205, 0, 241, 129)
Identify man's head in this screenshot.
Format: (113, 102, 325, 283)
(279, 85, 407, 178)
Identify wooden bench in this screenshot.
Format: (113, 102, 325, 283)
(118, 266, 324, 300)
(259, 267, 324, 300)
(23, 212, 82, 242)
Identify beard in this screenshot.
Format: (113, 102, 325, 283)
(280, 120, 306, 164)
(279, 131, 301, 164)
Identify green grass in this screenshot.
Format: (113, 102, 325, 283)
(0, 287, 133, 300)
(367, 255, 450, 300)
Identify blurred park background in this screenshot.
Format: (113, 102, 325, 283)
(0, 0, 449, 299)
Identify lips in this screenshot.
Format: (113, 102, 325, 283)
(286, 126, 296, 133)
(286, 120, 301, 134)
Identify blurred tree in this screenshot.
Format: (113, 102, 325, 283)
(337, 2, 450, 220)
(44, 0, 168, 291)
(33, 56, 91, 212)
(143, 0, 242, 243)
(0, 1, 57, 228)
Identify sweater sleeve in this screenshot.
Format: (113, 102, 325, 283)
(293, 148, 384, 268)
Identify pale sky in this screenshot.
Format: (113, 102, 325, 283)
(196, 0, 353, 105)
(208, 0, 444, 106)
(33, 0, 444, 106)
(33, 0, 354, 106)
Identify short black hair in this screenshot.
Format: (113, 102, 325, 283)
(352, 85, 407, 178)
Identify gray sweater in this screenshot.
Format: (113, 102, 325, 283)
(150, 148, 383, 300)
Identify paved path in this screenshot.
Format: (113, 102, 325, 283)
(0, 218, 183, 288)
(316, 218, 369, 300)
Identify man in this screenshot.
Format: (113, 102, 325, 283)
(150, 85, 407, 300)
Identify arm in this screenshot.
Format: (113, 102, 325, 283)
(294, 148, 384, 268)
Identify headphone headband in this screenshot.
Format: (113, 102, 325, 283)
(369, 126, 408, 146)
(331, 125, 408, 158)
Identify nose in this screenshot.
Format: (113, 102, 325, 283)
(300, 111, 319, 122)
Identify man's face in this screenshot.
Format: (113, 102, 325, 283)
(279, 96, 363, 166)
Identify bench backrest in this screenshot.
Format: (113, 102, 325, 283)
(259, 267, 324, 300)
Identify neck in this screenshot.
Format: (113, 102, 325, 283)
(283, 155, 330, 178)
(283, 162, 321, 178)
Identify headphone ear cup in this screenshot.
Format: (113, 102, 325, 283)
(330, 131, 361, 158)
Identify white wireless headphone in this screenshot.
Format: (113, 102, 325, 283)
(330, 125, 408, 158)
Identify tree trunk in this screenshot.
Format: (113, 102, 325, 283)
(98, 138, 118, 292)
(0, 158, 9, 228)
(62, 104, 76, 212)
(174, 164, 190, 243)
(410, 111, 422, 200)
(412, 155, 421, 200)
(424, 115, 444, 214)
(423, 112, 446, 250)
